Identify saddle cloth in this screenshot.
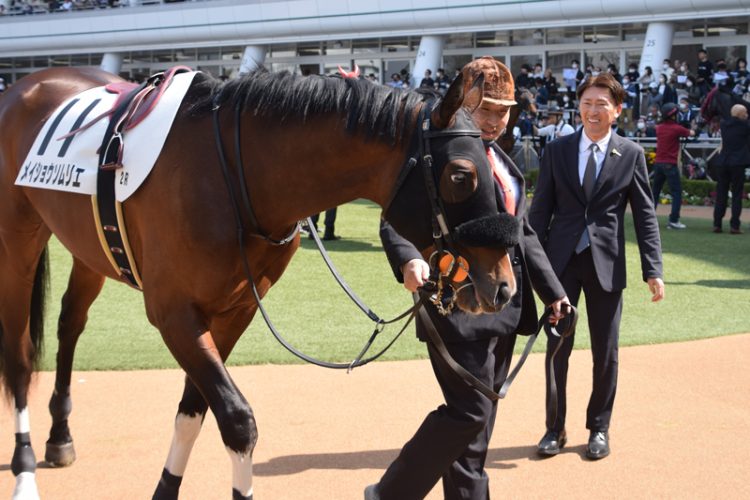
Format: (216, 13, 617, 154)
(15, 71, 197, 201)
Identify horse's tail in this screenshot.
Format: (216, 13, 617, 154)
(0, 246, 49, 396)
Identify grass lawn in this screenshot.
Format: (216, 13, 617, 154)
(37, 199, 749, 371)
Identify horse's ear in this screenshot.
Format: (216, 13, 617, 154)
(462, 74, 484, 114)
(431, 73, 467, 129)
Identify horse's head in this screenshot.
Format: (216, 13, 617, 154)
(384, 73, 518, 315)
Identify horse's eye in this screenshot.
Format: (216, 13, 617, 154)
(450, 173, 466, 184)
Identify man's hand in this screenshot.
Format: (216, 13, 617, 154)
(648, 277, 665, 302)
(548, 296, 571, 325)
(401, 259, 431, 292)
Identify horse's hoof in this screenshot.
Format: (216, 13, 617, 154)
(45, 441, 76, 467)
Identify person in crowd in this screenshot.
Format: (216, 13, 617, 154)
(561, 91, 576, 110)
(529, 72, 665, 462)
(634, 117, 654, 138)
(661, 59, 674, 81)
(606, 64, 622, 84)
(308, 208, 341, 241)
(387, 73, 403, 88)
(435, 67, 451, 95)
(0, 77, 6, 93)
(366, 56, 569, 500)
(638, 66, 655, 114)
(684, 75, 702, 107)
(653, 102, 695, 230)
(676, 97, 696, 128)
(696, 49, 714, 97)
(713, 62, 731, 86)
(713, 104, 750, 234)
(646, 81, 665, 110)
(533, 63, 544, 80)
(621, 73, 639, 131)
(658, 72, 678, 104)
(568, 59, 584, 92)
(535, 105, 575, 142)
(543, 68, 558, 101)
(419, 69, 435, 89)
(516, 64, 533, 89)
(534, 77, 549, 106)
(733, 58, 748, 85)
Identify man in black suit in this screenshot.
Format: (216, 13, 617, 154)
(366, 57, 569, 500)
(714, 104, 750, 234)
(528, 73, 665, 460)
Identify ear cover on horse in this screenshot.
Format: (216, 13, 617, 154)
(454, 212, 520, 248)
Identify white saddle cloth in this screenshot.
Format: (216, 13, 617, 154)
(15, 71, 197, 201)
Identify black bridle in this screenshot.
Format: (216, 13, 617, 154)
(384, 104, 491, 315)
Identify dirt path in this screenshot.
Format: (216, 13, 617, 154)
(1, 334, 748, 499)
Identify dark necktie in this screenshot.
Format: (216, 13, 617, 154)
(575, 143, 599, 254)
(583, 143, 598, 201)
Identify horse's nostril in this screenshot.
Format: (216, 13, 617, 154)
(496, 283, 512, 306)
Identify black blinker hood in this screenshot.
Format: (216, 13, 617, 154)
(454, 212, 520, 248)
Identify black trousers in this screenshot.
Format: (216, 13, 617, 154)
(713, 164, 746, 230)
(545, 248, 623, 433)
(309, 207, 337, 232)
(377, 333, 516, 500)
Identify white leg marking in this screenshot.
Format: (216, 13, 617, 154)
(164, 413, 203, 477)
(227, 447, 253, 498)
(15, 407, 30, 434)
(12, 472, 40, 500)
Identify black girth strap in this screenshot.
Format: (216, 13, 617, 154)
(94, 82, 149, 289)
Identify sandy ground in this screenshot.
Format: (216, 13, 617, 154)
(0, 333, 748, 499)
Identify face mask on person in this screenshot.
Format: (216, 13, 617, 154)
(686, 81, 693, 88)
(572, 64, 578, 69)
(629, 68, 637, 74)
(592, 71, 600, 77)
(622, 78, 630, 85)
(637, 121, 646, 130)
(679, 103, 688, 111)
(663, 64, 670, 70)
(563, 96, 570, 103)
(680, 65, 687, 72)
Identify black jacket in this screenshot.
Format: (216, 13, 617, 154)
(528, 131, 663, 292)
(380, 144, 565, 343)
(718, 117, 750, 167)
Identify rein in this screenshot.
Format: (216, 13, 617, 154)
(418, 293, 576, 412)
(212, 96, 420, 370)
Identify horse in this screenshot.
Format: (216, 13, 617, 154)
(0, 66, 519, 499)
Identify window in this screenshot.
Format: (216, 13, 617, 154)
(476, 31, 510, 47)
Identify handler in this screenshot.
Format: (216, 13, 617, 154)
(365, 57, 569, 500)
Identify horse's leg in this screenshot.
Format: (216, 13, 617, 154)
(45, 258, 106, 467)
(152, 377, 208, 500)
(150, 307, 258, 500)
(0, 235, 50, 500)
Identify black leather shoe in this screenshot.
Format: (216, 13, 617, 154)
(364, 483, 380, 500)
(537, 429, 567, 456)
(586, 431, 610, 460)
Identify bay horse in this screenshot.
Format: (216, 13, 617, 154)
(0, 66, 518, 499)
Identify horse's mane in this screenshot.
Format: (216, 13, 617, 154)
(186, 69, 431, 144)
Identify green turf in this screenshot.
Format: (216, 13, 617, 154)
(37, 199, 749, 371)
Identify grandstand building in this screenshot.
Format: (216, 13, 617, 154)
(0, 0, 749, 85)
